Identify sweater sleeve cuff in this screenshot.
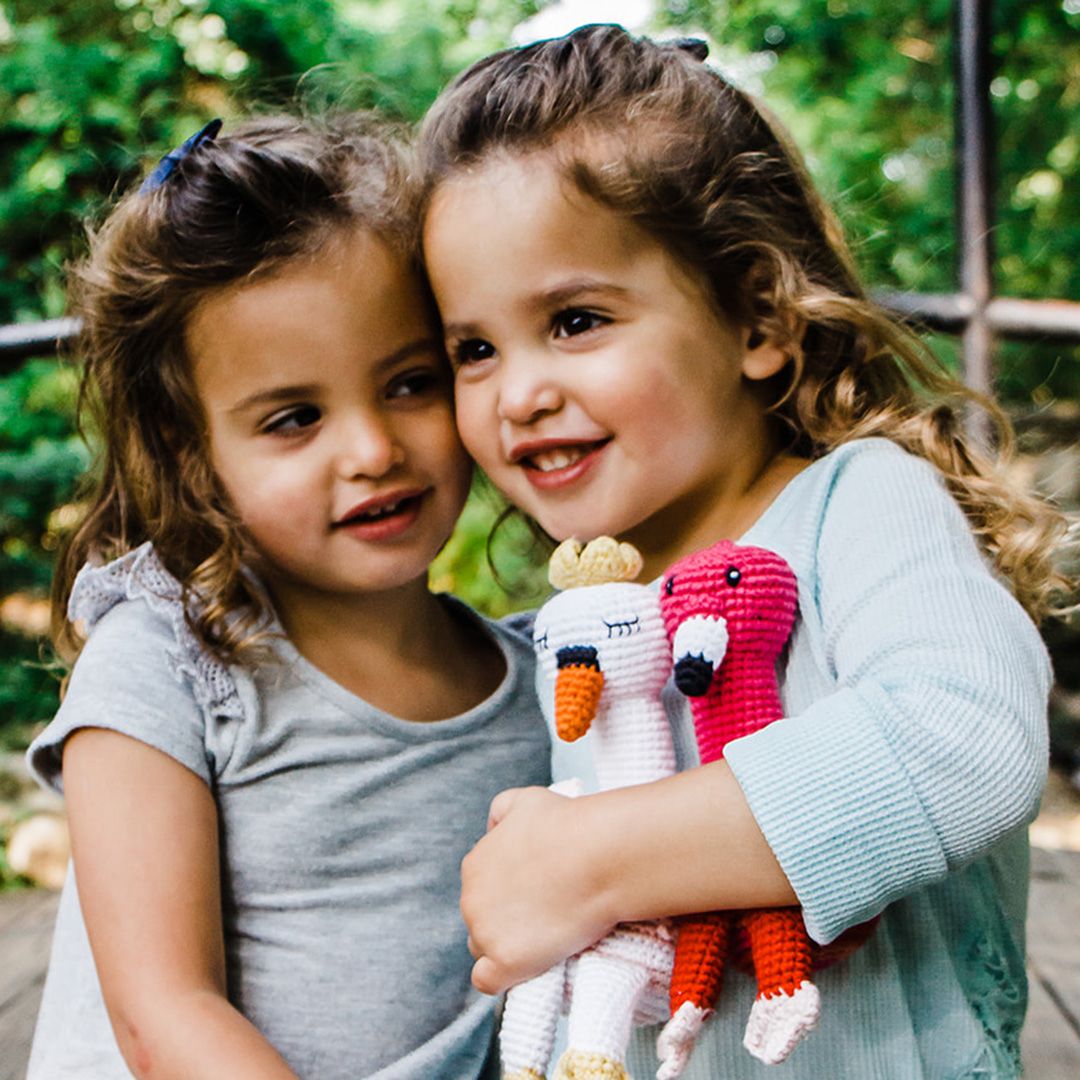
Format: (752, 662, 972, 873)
(724, 686, 948, 944)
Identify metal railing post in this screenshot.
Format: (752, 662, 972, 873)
(954, 0, 996, 441)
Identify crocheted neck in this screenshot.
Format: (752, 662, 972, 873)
(591, 694, 677, 790)
(690, 647, 785, 764)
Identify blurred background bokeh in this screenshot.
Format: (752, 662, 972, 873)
(1, 0, 1078, 889)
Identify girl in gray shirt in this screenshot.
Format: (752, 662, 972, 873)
(26, 112, 549, 1079)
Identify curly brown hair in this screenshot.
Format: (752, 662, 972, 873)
(419, 23, 1073, 622)
(54, 111, 420, 665)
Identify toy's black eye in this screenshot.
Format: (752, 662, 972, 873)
(725, 566, 742, 587)
(664, 576, 675, 596)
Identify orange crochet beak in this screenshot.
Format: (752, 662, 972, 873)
(554, 646, 604, 743)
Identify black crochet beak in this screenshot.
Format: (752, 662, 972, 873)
(674, 655, 714, 697)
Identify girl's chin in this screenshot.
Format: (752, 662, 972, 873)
(537, 516, 629, 546)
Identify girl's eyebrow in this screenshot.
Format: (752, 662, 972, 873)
(533, 278, 632, 309)
(227, 337, 441, 414)
(227, 384, 319, 415)
(441, 279, 631, 340)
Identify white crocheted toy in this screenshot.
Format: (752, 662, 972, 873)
(500, 538, 678, 1080)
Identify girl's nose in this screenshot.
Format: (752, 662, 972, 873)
(335, 414, 405, 479)
(496, 354, 563, 425)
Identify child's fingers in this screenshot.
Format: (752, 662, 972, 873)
(487, 783, 559, 830)
(487, 786, 524, 830)
(471, 955, 503, 995)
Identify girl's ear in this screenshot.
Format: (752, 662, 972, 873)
(740, 329, 791, 382)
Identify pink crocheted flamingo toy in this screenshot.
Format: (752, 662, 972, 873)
(655, 539, 877, 1076)
(656, 539, 812, 1074)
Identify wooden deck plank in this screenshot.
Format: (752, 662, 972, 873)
(0, 890, 53, 934)
(0, 976, 47, 1080)
(1022, 966, 1080, 1079)
(0, 890, 58, 1080)
(0, 891, 57, 1010)
(1028, 847, 1080, 1036)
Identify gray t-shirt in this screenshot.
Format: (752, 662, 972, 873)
(26, 544, 550, 1079)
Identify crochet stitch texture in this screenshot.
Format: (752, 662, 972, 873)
(501, 539, 677, 1080)
(506, 538, 876, 1079)
(657, 540, 874, 1075)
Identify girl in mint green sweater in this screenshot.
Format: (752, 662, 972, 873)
(419, 24, 1072, 1079)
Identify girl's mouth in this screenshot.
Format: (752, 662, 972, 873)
(518, 440, 611, 490)
(334, 492, 425, 539)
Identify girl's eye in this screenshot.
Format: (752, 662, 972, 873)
(263, 405, 321, 434)
(552, 308, 606, 339)
(452, 338, 496, 367)
(387, 368, 443, 400)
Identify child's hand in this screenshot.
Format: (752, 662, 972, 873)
(461, 786, 616, 994)
(461, 765, 798, 995)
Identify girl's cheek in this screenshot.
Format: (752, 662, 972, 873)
(453, 394, 489, 459)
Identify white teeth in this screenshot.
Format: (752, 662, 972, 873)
(355, 499, 402, 520)
(530, 448, 586, 472)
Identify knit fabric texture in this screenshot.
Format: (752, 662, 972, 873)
(539, 439, 1051, 1079)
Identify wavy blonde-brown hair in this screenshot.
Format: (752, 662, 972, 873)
(420, 24, 1073, 621)
(54, 111, 419, 666)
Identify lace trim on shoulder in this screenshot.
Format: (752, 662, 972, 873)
(69, 542, 245, 722)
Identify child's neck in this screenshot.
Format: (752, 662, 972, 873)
(268, 578, 505, 723)
(630, 447, 808, 581)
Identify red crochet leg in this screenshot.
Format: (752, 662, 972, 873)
(669, 911, 730, 1014)
(656, 913, 731, 1079)
(740, 907, 812, 997)
(740, 908, 820, 1064)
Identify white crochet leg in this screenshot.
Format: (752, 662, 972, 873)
(564, 947, 652, 1065)
(655, 1001, 710, 1080)
(501, 960, 568, 1079)
(742, 981, 820, 1065)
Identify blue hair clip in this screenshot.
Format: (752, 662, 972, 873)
(140, 118, 223, 194)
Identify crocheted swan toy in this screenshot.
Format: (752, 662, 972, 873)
(501, 538, 678, 1080)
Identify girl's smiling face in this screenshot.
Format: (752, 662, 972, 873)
(423, 153, 788, 576)
(189, 228, 472, 622)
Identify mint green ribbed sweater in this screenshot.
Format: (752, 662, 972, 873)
(546, 438, 1051, 1079)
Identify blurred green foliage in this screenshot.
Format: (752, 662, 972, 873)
(1, 0, 1077, 748)
(655, 0, 1080, 399)
(0, 359, 84, 748)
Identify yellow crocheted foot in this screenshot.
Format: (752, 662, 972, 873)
(503, 1070, 547, 1080)
(552, 1048, 629, 1080)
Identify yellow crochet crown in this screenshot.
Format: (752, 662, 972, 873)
(548, 537, 644, 590)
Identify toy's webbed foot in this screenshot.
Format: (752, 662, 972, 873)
(655, 1001, 709, 1080)
(553, 1049, 630, 1080)
(743, 980, 820, 1064)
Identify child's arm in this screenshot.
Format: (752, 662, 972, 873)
(63, 728, 299, 1079)
(463, 442, 1052, 995)
(462, 761, 793, 994)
